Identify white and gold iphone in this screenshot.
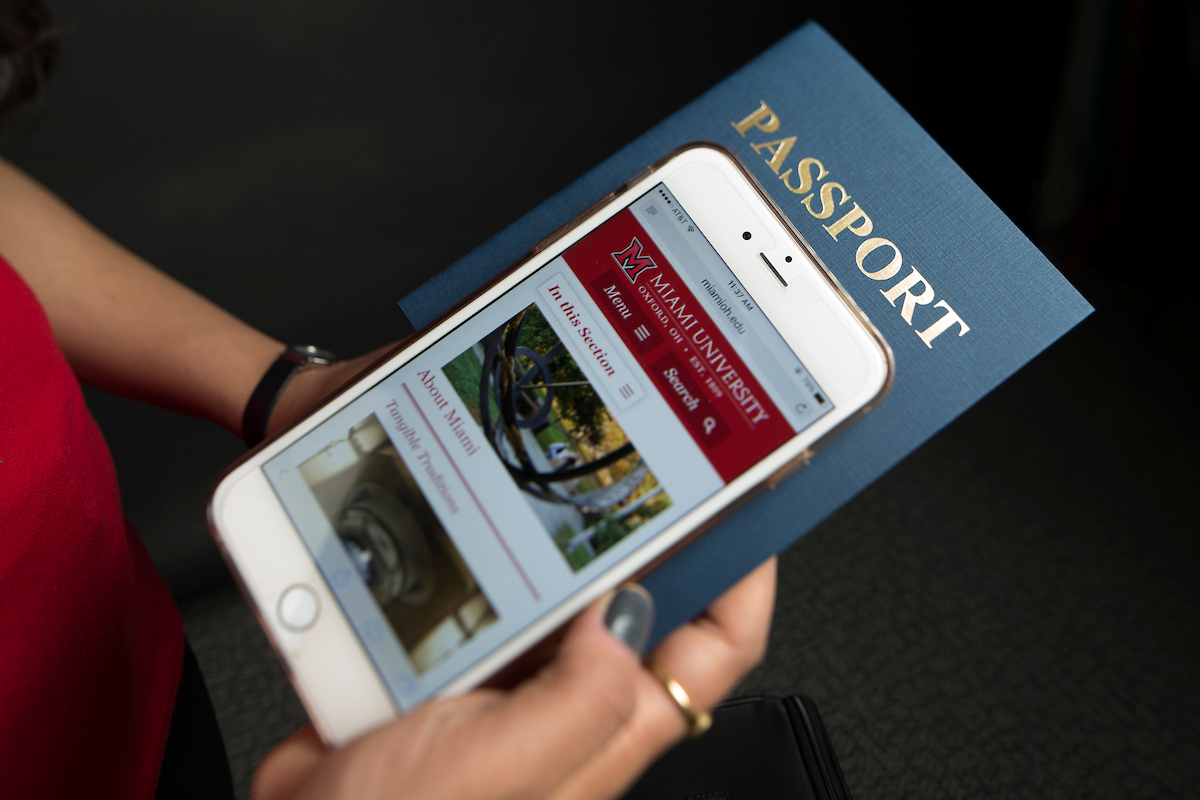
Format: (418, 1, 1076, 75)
(208, 144, 893, 745)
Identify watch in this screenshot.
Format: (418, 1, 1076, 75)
(243, 344, 338, 448)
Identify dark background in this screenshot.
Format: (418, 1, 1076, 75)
(4, 0, 1197, 797)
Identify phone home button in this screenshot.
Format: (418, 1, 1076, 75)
(278, 584, 320, 631)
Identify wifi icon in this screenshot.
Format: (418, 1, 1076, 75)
(687, 225, 694, 233)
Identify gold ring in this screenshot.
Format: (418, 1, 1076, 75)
(645, 657, 713, 738)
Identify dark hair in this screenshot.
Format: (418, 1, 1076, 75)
(0, 0, 57, 123)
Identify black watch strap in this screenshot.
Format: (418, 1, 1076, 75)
(243, 345, 337, 448)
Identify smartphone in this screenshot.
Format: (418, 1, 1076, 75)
(208, 143, 893, 745)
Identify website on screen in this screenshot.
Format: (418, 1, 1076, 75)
(264, 184, 831, 710)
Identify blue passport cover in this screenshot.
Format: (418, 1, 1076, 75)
(399, 23, 1092, 643)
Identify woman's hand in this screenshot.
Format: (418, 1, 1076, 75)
(254, 588, 646, 800)
(548, 556, 776, 800)
(254, 559, 775, 800)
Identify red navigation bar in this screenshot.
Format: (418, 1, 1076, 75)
(563, 210, 793, 483)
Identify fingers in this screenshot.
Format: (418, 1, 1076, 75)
(696, 555, 777, 662)
(651, 556, 776, 713)
(252, 726, 326, 800)
(546, 558, 778, 800)
(455, 590, 647, 799)
(310, 589, 649, 800)
(252, 567, 774, 800)
(543, 671, 682, 800)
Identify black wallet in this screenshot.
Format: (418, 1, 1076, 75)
(621, 695, 853, 800)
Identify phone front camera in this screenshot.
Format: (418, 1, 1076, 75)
(742, 231, 752, 240)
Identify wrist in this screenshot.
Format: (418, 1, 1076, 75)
(243, 344, 338, 448)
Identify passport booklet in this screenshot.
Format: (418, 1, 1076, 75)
(398, 22, 1092, 643)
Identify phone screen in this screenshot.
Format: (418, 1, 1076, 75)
(263, 184, 832, 710)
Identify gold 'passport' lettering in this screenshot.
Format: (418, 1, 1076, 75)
(731, 102, 970, 348)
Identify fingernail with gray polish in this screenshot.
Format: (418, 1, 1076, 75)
(605, 586, 654, 655)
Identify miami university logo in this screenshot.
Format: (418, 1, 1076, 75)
(612, 238, 658, 283)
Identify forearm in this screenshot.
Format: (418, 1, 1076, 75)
(0, 157, 281, 436)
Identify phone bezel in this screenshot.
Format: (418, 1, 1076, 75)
(208, 143, 893, 745)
